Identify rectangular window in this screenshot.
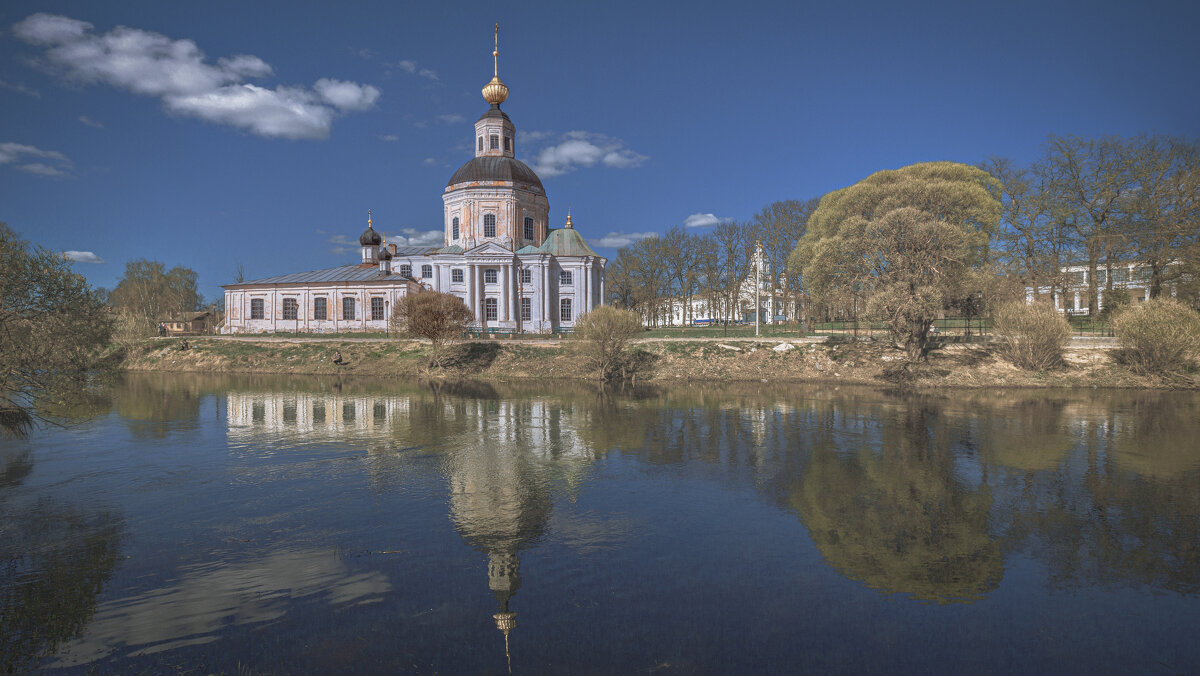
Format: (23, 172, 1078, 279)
(452, 217, 459, 240)
(452, 268, 464, 283)
(560, 298, 572, 323)
(560, 270, 573, 286)
(343, 297, 355, 321)
(524, 216, 534, 241)
(1113, 268, 1129, 284)
(485, 298, 498, 321)
(399, 264, 412, 278)
(490, 135, 499, 150)
(282, 297, 298, 320)
(484, 214, 496, 238)
(484, 268, 498, 284)
(371, 297, 384, 321)
(521, 297, 531, 322)
(314, 297, 327, 320)
(520, 268, 532, 284)
(478, 137, 483, 151)
(504, 136, 511, 152)
(250, 298, 264, 319)
(422, 264, 433, 279)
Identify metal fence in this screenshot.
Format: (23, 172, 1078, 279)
(809, 316, 1114, 338)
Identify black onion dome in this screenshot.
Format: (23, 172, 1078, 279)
(359, 226, 382, 246)
(378, 245, 393, 260)
(447, 156, 545, 193)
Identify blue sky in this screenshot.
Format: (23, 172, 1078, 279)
(2, 0, 1198, 301)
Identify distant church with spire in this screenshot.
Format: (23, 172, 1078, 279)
(222, 26, 607, 334)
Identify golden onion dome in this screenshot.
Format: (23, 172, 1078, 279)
(482, 74, 509, 105)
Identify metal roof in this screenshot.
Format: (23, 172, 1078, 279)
(391, 245, 437, 256)
(232, 264, 414, 286)
(538, 228, 600, 258)
(446, 156, 544, 192)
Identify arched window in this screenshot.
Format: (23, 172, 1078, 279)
(282, 298, 298, 320)
(421, 264, 432, 278)
(560, 298, 572, 323)
(399, 264, 412, 278)
(484, 214, 496, 238)
(452, 217, 459, 240)
(524, 216, 534, 241)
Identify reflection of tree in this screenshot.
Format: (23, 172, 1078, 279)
(1005, 393, 1200, 594)
(0, 500, 122, 672)
(790, 404, 1003, 603)
(973, 397, 1074, 472)
(116, 373, 202, 439)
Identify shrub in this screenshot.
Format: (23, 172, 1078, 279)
(991, 301, 1072, 370)
(111, 310, 155, 351)
(1112, 297, 1200, 374)
(391, 291, 473, 368)
(574, 306, 644, 381)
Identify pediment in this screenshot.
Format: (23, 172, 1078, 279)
(464, 241, 516, 257)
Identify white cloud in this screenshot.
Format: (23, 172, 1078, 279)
(378, 134, 399, 142)
(384, 229, 443, 247)
(313, 78, 380, 111)
(683, 213, 728, 228)
(391, 59, 438, 81)
(13, 13, 380, 140)
(0, 79, 40, 98)
(0, 142, 72, 178)
(593, 231, 658, 248)
(422, 157, 437, 165)
(64, 250, 104, 263)
(78, 115, 103, 128)
(528, 131, 648, 178)
(437, 114, 464, 124)
(17, 162, 71, 178)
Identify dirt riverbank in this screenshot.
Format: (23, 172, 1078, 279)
(119, 337, 1198, 389)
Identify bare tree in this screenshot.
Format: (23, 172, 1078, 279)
(391, 291, 474, 368)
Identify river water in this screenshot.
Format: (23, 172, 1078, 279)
(2, 374, 1199, 674)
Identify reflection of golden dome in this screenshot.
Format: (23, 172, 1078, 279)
(483, 75, 509, 106)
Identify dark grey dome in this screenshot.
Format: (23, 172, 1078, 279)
(378, 246, 393, 260)
(359, 226, 382, 246)
(447, 156, 544, 193)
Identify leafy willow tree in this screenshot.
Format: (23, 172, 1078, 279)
(108, 259, 201, 322)
(789, 162, 1001, 361)
(0, 223, 113, 438)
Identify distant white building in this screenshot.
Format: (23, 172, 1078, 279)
(222, 31, 605, 334)
(1026, 262, 1175, 314)
(665, 244, 792, 325)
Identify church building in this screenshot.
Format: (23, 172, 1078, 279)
(222, 30, 606, 334)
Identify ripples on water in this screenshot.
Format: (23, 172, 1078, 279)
(2, 373, 1199, 674)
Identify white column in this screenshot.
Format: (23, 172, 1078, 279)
(501, 264, 510, 322)
(543, 263, 550, 329)
(599, 268, 606, 306)
(466, 265, 475, 322)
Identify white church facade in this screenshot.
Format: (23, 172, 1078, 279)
(222, 33, 606, 335)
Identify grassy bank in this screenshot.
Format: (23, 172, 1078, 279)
(119, 337, 1198, 389)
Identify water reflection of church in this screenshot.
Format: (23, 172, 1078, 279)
(226, 389, 595, 661)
